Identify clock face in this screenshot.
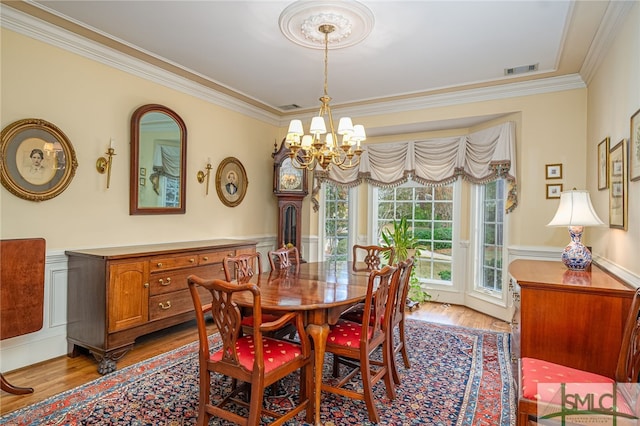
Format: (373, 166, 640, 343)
(279, 158, 303, 191)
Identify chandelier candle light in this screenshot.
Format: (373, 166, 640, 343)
(546, 189, 604, 270)
(285, 23, 365, 170)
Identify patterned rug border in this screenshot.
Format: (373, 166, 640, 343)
(1, 319, 515, 425)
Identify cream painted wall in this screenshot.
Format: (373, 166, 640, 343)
(587, 2, 640, 276)
(1, 30, 280, 250)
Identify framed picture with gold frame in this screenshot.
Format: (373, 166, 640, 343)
(597, 137, 609, 190)
(609, 139, 627, 230)
(545, 163, 562, 179)
(1, 118, 78, 201)
(546, 183, 563, 199)
(215, 157, 248, 207)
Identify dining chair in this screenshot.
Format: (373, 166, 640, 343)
(388, 257, 414, 385)
(187, 275, 312, 426)
(223, 252, 295, 340)
(351, 244, 394, 272)
(517, 287, 640, 425)
(268, 246, 300, 272)
(340, 244, 395, 324)
(321, 264, 399, 423)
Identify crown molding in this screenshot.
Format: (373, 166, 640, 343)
(1, 3, 593, 130)
(0, 4, 281, 126)
(580, 1, 636, 85)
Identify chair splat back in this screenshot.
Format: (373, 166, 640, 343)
(268, 246, 300, 271)
(223, 252, 262, 283)
(352, 244, 395, 272)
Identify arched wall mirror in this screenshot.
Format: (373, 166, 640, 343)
(130, 104, 187, 215)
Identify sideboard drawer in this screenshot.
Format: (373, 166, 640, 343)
(149, 290, 193, 321)
(150, 254, 197, 272)
(149, 264, 224, 296)
(198, 250, 232, 266)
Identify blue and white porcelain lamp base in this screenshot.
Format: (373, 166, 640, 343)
(561, 225, 592, 270)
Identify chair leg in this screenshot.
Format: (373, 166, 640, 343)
(383, 339, 396, 401)
(332, 354, 340, 377)
(248, 381, 265, 426)
(399, 319, 410, 368)
(197, 366, 211, 426)
(391, 344, 401, 385)
(360, 355, 381, 424)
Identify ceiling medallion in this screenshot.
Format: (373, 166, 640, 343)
(279, 1, 375, 49)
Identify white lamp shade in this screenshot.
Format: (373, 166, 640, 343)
(301, 135, 313, 148)
(337, 117, 354, 135)
(352, 124, 366, 141)
(287, 119, 304, 136)
(310, 116, 327, 135)
(325, 132, 334, 147)
(547, 190, 604, 227)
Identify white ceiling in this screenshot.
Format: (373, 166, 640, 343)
(4, 1, 627, 135)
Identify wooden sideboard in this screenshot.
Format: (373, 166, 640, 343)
(508, 259, 635, 378)
(66, 239, 256, 373)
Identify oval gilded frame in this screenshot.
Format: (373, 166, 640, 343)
(1, 118, 78, 202)
(215, 157, 248, 207)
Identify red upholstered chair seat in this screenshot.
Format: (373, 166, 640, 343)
(211, 335, 303, 373)
(327, 319, 373, 348)
(521, 357, 636, 415)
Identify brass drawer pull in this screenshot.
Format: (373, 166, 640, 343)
(158, 301, 172, 310)
(203, 256, 209, 261)
(156, 262, 163, 268)
(190, 258, 195, 263)
(159, 278, 171, 286)
(144, 282, 149, 288)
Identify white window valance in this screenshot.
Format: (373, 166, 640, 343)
(314, 121, 517, 213)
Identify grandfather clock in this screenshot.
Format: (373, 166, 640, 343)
(272, 140, 308, 258)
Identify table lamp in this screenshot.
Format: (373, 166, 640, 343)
(547, 189, 604, 270)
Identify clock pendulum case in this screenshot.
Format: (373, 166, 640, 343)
(272, 139, 308, 258)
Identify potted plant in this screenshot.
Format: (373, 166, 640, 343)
(380, 218, 432, 307)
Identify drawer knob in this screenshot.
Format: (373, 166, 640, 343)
(190, 258, 195, 263)
(203, 256, 209, 261)
(159, 278, 171, 286)
(157, 262, 163, 268)
(158, 301, 172, 310)
(144, 282, 149, 288)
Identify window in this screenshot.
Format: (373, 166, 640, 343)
(322, 183, 351, 261)
(374, 182, 455, 284)
(475, 179, 506, 293)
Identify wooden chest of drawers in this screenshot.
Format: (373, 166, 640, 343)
(508, 259, 634, 378)
(66, 239, 256, 373)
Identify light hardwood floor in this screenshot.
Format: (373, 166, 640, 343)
(0, 302, 510, 415)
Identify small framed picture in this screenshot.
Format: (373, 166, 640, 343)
(630, 108, 640, 181)
(139, 177, 146, 186)
(140, 167, 146, 177)
(545, 164, 562, 179)
(546, 183, 563, 199)
(597, 137, 609, 190)
(609, 139, 627, 230)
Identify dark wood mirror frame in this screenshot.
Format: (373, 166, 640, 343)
(130, 104, 187, 215)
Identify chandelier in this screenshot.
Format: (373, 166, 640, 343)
(285, 23, 365, 171)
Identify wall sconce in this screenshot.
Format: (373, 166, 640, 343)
(96, 139, 116, 189)
(196, 159, 212, 195)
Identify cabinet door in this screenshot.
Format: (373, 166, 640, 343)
(107, 261, 149, 332)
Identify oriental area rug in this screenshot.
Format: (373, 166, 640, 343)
(1, 320, 515, 425)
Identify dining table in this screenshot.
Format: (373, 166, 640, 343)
(231, 261, 371, 425)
